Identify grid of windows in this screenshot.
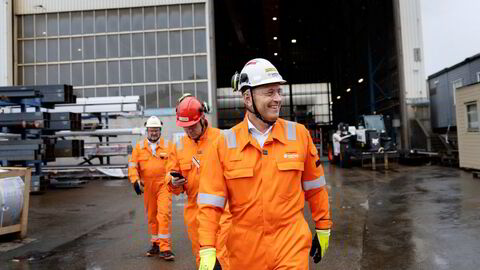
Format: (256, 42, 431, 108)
(17, 4, 208, 108)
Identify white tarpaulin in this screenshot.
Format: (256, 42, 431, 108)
(0, 176, 24, 227)
(95, 167, 125, 178)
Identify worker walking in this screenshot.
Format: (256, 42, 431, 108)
(197, 58, 332, 270)
(128, 116, 175, 260)
(166, 94, 231, 269)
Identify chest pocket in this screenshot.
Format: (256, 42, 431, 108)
(180, 162, 192, 175)
(224, 167, 254, 207)
(137, 155, 150, 170)
(276, 161, 304, 200)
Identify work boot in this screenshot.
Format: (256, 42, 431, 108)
(146, 244, 160, 257)
(159, 250, 175, 261)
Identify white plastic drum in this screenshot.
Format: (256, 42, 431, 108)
(0, 176, 25, 227)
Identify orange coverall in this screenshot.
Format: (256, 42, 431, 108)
(166, 126, 232, 269)
(197, 117, 332, 270)
(128, 137, 172, 252)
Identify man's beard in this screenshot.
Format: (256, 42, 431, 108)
(148, 136, 159, 143)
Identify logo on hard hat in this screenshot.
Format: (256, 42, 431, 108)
(245, 60, 258, 66)
(179, 116, 189, 122)
(265, 67, 277, 73)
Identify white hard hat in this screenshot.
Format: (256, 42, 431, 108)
(231, 58, 286, 92)
(145, 116, 163, 128)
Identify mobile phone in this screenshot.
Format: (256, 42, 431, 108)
(170, 172, 183, 178)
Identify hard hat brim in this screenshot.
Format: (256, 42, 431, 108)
(176, 117, 201, 127)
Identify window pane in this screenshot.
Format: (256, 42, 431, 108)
(169, 31, 181, 54)
(74, 89, 83, 98)
(181, 5, 193, 27)
(108, 61, 119, 84)
(107, 9, 119, 32)
(71, 12, 82, 35)
(95, 10, 106, 33)
(84, 88, 95, 97)
(35, 39, 47, 62)
(24, 15, 34, 37)
(145, 85, 157, 109)
(96, 62, 106, 84)
(156, 6, 168, 29)
(107, 35, 118, 58)
(59, 64, 71, 84)
(182, 30, 193, 54)
(132, 33, 143, 57)
(195, 55, 207, 79)
(157, 58, 169, 81)
(145, 59, 156, 82)
(18, 66, 23, 84)
(133, 86, 145, 107)
(132, 59, 144, 83)
(183, 56, 194, 80)
(158, 84, 169, 107)
(145, 33, 156, 56)
(48, 65, 60, 84)
(119, 34, 131, 57)
(132, 8, 143, 31)
(196, 82, 208, 104)
(83, 37, 94, 59)
(24, 40, 34, 63)
(35, 14, 47, 37)
(25, 66, 34, 84)
(119, 9, 130, 31)
(194, 4, 206, 26)
(59, 38, 70, 61)
(83, 11, 94, 34)
(170, 57, 181, 81)
(157, 32, 168, 55)
(84, 62, 95, 86)
(121, 86, 132, 96)
(171, 83, 182, 103)
(144, 7, 155, 30)
(195, 29, 206, 52)
(96, 88, 107, 97)
(72, 63, 83, 86)
(108, 87, 119, 97)
(17, 41, 23, 64)
(71, 37, 83, 60)
(120, 60, 131, 84)
(36, 65, 47, 84)
(59, 13, 70, 36)
(184, 83, 194, 96)
(17, 17, 23, 38)
(48, 39, 58, 62)
(169, 6, 180, 28)
(95, 35, 107, 59)
(47, 14, 58, 36)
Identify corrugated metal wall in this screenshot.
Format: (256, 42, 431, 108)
(15, 0, 205, 15)
(429, 57, 480, 129)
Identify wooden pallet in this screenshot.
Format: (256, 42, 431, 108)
(0, 167, 32, 238)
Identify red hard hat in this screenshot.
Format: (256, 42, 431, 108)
(176, 95, 204, 127)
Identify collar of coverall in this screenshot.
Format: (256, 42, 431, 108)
(144, 137, 165, 150)
(236, 116, 288, 151)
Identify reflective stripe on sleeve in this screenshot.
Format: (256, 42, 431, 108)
(302, 176, 326, 191)
(164, 139, 169, 148)
(197, 193, 226, 208)
(222, 129, 237, 149)
(175, 136, 183, 150)
(158, 233, 171, 239)
(286, 120, 297, 140)
(128, 162, 137, 168)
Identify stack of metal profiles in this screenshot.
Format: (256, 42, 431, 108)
(0, 85, 79, 192)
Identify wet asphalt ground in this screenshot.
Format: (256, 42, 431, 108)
(1, 163, 479, 270)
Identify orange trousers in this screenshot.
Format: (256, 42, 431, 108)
(185, 205, 231, 269)
(143, 179, 172, 251)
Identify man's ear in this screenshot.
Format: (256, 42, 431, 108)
(243, 89, 252, 107)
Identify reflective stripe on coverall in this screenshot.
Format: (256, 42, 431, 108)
(166, 126, 232, 269)
(197, 117, 332, 270)
(128, 137, 172, 251)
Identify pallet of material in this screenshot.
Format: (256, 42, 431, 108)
(54, 140, 84, 158)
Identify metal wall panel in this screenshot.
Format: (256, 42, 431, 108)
(15, 0, 206, 15)
(0, 0, 13, 85)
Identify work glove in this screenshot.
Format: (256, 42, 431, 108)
(310, 229, 330, 263)
(170, 171, 187, 187)
(198, 248, 222, 270)
(133, 180, 144, 195)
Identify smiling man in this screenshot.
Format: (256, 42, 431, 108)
(197, 58, 333, 270)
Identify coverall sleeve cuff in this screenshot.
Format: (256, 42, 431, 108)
(315, 219, 333, 230)
(129, 177, 139, 184)
(199, 234, 217, 247)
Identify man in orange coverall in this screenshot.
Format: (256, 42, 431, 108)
(128, 116, 175, 260)
(197, 58, 332, 270)
(166, 94, 231, 269)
